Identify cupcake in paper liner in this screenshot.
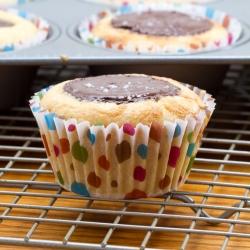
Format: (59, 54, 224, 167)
(83, 0, 220, 6)
(78, 2, 242, 54)
(29, 74, 215, 199)
(0, 8, 49, 52)
(0, 0, 34, 7)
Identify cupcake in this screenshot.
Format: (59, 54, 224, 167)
(30, 74, 215, 199)
(84, 0, 219, 5)
(78, 2, 242, 53)
(0, 8, 49, 52)
(0, 0, 33, 7)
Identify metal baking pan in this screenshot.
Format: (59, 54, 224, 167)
(0, 0, 249, 110)
(0, 0, 250, 65)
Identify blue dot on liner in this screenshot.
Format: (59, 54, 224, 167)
(96, 38, 105, 44)
(87, 129, 95, 145)
(187, 143, 195, 157)
(71, 181, 89, 196)
(174, 124, 181, 138)
(120, 5, 132, 14)
(44, 113, 56, 130)
(18, 11, 27, 18)
(137, 144, 148, 160)
(206, 8, 215, 19)
(3, 44, 14, 52)
(32, 106, 41, 112)
(18, 0, 26, 4)
(177, 49, 185, 53)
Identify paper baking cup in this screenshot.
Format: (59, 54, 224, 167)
(82, 0, 220, 5)
(78, 2, 242, 54)
(0, 0, 33, 7)
(0, 8, 49, 52)
(29, 85, 215, 199)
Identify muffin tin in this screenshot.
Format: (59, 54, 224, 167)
(0, 0, 250, 65)
(0, 0, 250, 110)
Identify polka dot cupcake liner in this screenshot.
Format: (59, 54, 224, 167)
(0, 8, 49, 52)
(82, 0, 220, 6)
(0, 0, 34, 7)
(29, 85, 215, 200)
(78, 2, 242, 54)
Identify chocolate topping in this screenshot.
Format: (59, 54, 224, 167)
(111, 11, 212, 37)
(0, 19, 14, 27)
(63, 75, 180, 104)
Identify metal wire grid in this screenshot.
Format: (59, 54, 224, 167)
(0, 65, 250, 249)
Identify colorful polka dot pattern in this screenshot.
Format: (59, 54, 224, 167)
(71, 141, 88, 164)
(87, 129, 96, 145)
(168, 146, 181, 168)
(56, 171, 64, 185)
(98, 155, 110, 171)
(30, 86, 215, 200)
(123, 123, 135, 136)
(124, 189, 147, 199)
(71, 181, 89, 195)
(134, 166, 146, 182)
(59, 138, 70, 154)
(137, 144, 147, 159)
(115, 140, 131, 164)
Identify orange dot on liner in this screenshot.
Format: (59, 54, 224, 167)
(87, 172, 101, 188)
(106, 133, 111, 141)
(59, 138, 70, 154)
(159, 175, 171, 190)
(124, 189, 147, 199)
(98, 155, 110, 171)
(42, 134, 51, 157)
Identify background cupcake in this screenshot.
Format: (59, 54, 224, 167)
(0, 0, 33, 7)
(30, 74, 215, 199)
(78, 2, 242, 54)
(0, 8, 49, 52)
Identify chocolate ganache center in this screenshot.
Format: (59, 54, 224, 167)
(111, 11, 212, 36)
(0, 19, 14, 27)
(63, 75, 180, 104)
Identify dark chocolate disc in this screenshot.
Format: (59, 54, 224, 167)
(111, 11, 212, 37)
(63, 75, 180, 104)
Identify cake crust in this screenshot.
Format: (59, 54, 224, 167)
(40, 74, 206, 127)
(91, 15, 228, 49)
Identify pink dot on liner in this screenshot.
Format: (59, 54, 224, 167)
(53, 145, 59, 157)
(178, 176, 182, 183)
(168, 146, 180, 168)
(228, 33, 233, 45)
(123, 124, 135, 136)
(29, 102, 35, 107)
(134, 166, 146, 182)
(68, 124, 76, 132)
(214, 41, 220, 47)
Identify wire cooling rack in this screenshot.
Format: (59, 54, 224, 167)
(0, 65, 250, 250)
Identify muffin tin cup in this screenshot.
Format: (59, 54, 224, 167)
(0, 7, 49, 52)
(81, 0, 222, 5)
(29, 85, 215, 200)
(78, 2, 242, 54)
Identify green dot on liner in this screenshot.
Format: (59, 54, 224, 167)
(187, 131, 193, 143)
(56, 171, 64, 185)
(94, 122, 103, 126)
(186, 156, 195, 173)
(71, 141, 88, 164)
